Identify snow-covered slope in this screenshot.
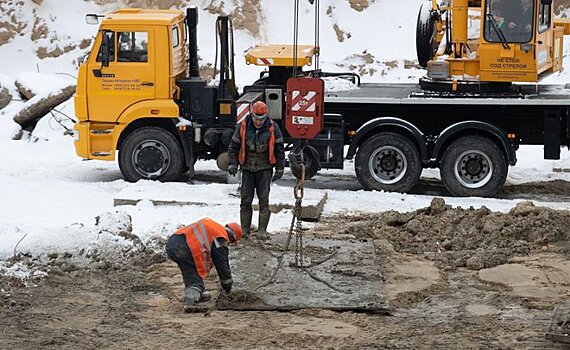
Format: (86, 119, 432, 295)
(0, 0, 428, 85)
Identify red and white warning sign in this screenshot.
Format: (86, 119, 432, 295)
(285, 77, 324, 139)
(256, 58, 275, 65)
(236, 102, 249, 123)
(291, 91, 317, 113)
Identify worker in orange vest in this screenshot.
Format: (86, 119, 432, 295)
(165, 218, 243, 313)
(227, 101, 285, 239)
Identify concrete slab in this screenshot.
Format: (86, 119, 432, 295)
(114, 185, 328, 221)
(216, 234, 389, 313)
(252, 192, 327, 221)
(553, 158, 570, 173)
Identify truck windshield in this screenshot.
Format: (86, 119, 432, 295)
(484, 0, 534, 43)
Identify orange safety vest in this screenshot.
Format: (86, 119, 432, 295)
(174, 218, 229, 279)
(238, 118, 276, 166)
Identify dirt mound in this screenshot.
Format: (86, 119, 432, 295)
(317, 198, 570, 270)
(1, 201, 568, 349)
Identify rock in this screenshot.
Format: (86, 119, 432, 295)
(466, 255, 485, 270)
(0, 86, 12, 109)
(428, 197, 450, 215)
(12, 86, 75, 129)
(95, 211, 133, 234)
(14, 81, 34, 100)
(482, 217, 505, 234)
(508, 201, 537, 216)
(405, 219, 423, 235)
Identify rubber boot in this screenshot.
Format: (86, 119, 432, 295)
(240, 209, 252, 238)
(199, 291, 211, 302)
(256, 212, 271, 240)
(183, 287, 208, 313)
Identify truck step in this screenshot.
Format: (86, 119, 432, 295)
(91, 152, 112, 157)
(90, 129, 113, 135)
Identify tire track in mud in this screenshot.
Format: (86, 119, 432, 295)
(305, 173, 570, 203)
(194, 170, 570, 203)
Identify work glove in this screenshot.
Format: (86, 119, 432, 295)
(227, 164, 238, 176)
(272, 168, 284, 182)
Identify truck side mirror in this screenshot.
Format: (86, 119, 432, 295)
(540, 0, 552, 4)
(101, 31, 110, 67)
(85, 14, 100, 25)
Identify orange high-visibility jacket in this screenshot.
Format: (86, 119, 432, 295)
(174, 218, 229, 279)
(238, 118, 276, 166)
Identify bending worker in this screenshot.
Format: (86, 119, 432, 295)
(165, 218, 243, 313)
(227, 101, 286, 239)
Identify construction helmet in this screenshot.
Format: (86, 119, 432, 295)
(225, 222, 243, 243)
(250, 101, 268, 120)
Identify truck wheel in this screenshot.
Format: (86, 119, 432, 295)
(355, 133, 421, 193)
(119, 127, 184, 182)
(439, 136, 507, 197)
(416, 1, 438, 68)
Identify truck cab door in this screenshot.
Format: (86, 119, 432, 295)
(86, 28, 155, 122)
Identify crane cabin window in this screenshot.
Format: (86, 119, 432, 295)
(172, 26, 179, 48)
(538, 3, 551, 33)
(484, 0, 534, 43)
(117, 32, 148, 62)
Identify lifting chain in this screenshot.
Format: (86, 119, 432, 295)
(292, 163, 305, 268)
(255, 157, 350, 294)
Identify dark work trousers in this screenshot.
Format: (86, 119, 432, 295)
(241, 168, 273, 218)
(165, 234, 204, 292)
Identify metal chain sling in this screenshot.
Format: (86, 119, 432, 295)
(293, 163, 305, 268)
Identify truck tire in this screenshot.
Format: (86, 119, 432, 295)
(355, 132, 422, 193)
(416, 1, 438, 68)
(439, 136, 507, 197)
(119, 127, 184, 182)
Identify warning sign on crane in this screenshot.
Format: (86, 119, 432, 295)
(285, 77, 324, 139)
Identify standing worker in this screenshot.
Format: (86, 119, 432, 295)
(165, 218, 243, 313)
(227, 101, 286, 239)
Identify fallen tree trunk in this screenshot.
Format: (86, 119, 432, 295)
(13, 85, 75, 130)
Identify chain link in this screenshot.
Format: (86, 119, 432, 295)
(293, 163, 305, 268)
(256, 160, 350, 293)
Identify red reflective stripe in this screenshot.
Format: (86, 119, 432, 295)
(269, 123, 276, 165)
(238, 119, 247, 165)
(292, 91, 317, 112)
(290, 90, 305, 110)
(236, 103, 249, 122)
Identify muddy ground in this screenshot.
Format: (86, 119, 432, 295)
(1, 199, 569, 349)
